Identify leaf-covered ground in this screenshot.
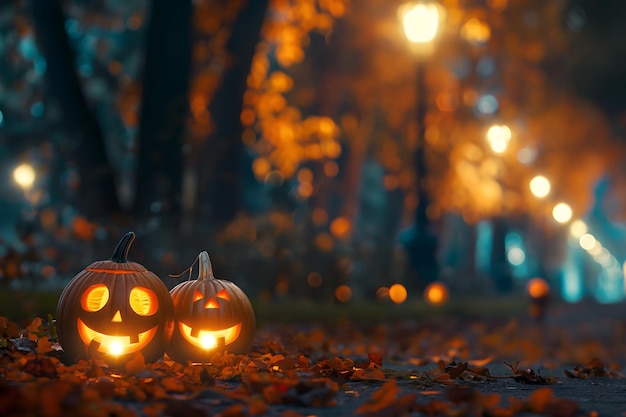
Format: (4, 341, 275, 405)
(1, 302, 625, 417)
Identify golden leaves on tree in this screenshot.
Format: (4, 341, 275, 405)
(186, 0, 247, 143)
(243, 0, 349, 180)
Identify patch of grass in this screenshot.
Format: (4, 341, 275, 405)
(0, 289, 531, 326)
(0, 289, 63, 324)
(253, 295, 530, 325)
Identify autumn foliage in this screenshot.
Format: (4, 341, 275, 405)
(1, 309, 624, 416)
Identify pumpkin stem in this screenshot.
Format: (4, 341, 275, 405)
(198, 251, 214, 281)
(110, 232, 135, 263)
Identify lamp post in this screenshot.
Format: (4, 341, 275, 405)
(399, 1, 444, 289)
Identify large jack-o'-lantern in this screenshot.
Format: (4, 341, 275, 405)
(56, 232, 174, 366)
(166, 251, 255, 364)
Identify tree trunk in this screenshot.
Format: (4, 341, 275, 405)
(134, 0, 193, 225)
(490, 216, 513, 293)
(31, 0, 120, 220)
(201, 0, 270, 226)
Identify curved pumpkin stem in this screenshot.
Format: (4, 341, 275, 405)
(110, 232, 135, 263)
(198, 251, 214, 281)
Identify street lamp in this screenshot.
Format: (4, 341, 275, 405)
(13, 163, 36, 191)
(400, 2, 442, 46)
(529, 175, 551, 198)
(486, 124, 511, 154)
(552, 202, 572, 224)
(399, 1, 445, 288)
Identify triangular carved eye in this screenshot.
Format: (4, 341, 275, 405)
(216, 289, 230, 301)
(204, 298, 219, 309)
(193, 290, 204, 302)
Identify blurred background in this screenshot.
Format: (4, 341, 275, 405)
(1, 0, 626, 319)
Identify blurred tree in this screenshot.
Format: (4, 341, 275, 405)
(201, 0, 270, 225)
(249, 0, 620, 292)
(134, 0, 192, 223)
(3, 0, 624, 299)
(31, 0, 120, 219)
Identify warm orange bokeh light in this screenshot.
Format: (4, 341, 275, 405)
(307, 272, 323, 287)
(389, 284, 408, 304)
(335, 285, 352, 302)
(330, 217, 351, 239)
(323, 161, 339, 177)
(312, 208, 328, 226)
(297, 168, 313, 182)
(252, 158, 271, 179)
(424, 282, 448, 306)
(376, 287, 390, 300)
(314, 233, 334, 252)
(298, 182, 314, 198)
(240, 108, 256, 126)
(527, 278, 550, 299)
(460, 17, 491, 45)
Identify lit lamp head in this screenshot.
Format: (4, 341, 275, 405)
(399, 0, 445, 56)
(424, 281, 449, 306)
(14, 163, 36, 190)
(526, 277, 550, 322)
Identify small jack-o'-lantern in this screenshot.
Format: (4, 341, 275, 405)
(166, 251, 255, 364)
(56, 232, 174, 365)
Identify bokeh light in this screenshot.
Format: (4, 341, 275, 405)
(476, 94, 498, 115)
(13, 163, 36, 189)
(389, 283, 407, 304)
(486, 124, 511, 153)
(529, 175, 550, 198)
(376, 287, 390, 300)
(569, 220, 588, 239)
(400, 3, 440, 44)
(579, 233, 597, 251)
(334, 285, 352, 303)
(460, 17, 491, 45)
(517, 147, 536, 164)
(552, 202, 572, 223)
(307, 272, 323, 287)
(507, 247, 525, 266)
(424, 282, 448, 306)
(330, 217, 351, 239)
(527, 277, 550, 299)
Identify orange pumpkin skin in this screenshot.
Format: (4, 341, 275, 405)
(166, 251, 255, 364)
(56, 232, 174, 366)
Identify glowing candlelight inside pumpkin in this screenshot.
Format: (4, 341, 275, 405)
(200, 334, 217, 350)
(109, 341, 124, 357)
(56, 232, 175, 366)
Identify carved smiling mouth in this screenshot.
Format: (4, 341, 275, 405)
(179, 322, 242, 349)
(77, 318, 157, 355)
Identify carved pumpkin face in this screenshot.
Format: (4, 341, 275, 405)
(56, 232, 174, 366)
(77, 283, 160, 356)
(166, 251, 255, 364)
